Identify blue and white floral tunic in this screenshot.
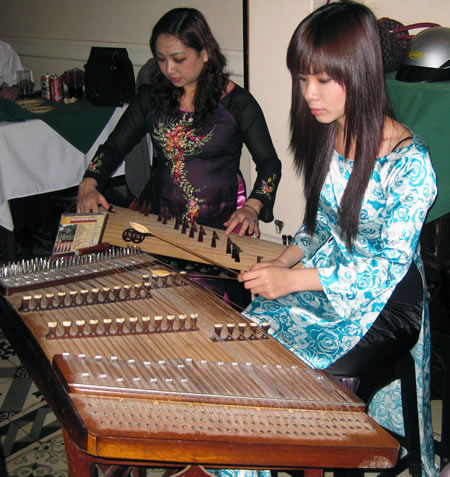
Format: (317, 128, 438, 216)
(238, 134, 438, 476)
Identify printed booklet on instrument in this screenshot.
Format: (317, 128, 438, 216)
(52, 212, 108, 257)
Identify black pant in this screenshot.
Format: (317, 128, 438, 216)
(326, 301, 422, 378)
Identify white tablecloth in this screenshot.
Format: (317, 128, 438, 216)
(0, 106, 126, 231)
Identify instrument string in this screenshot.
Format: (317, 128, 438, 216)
(130, 222, 241, 277)
(156, 256, 332, 407)
(212, 274, 359, 420)
(150, 252, 344, 421)
(25, 247, 358, 425)
(138, 265, 303, 415)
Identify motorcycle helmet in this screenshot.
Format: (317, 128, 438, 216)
(396, 26, 450, 82)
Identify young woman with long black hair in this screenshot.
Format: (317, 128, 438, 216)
(239, 2, 437, 475)
(77, 8, 281, 240)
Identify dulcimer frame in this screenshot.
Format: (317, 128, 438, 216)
(0, 248, 399, 476)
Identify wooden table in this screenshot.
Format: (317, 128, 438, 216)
(0, 98, 127, 262)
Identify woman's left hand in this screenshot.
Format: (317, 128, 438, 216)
(224, 202, 262, 237)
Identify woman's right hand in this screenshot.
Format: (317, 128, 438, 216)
(76, 178, 109, 213)
(238, 265, 296, 300)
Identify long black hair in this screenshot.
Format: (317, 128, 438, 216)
(286, 1, 393, 249)
(148, 8, 229, 126)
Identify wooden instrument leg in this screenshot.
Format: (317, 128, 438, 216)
(172, 467, 322, 477)
(271, 470, 323, 477)
(62, 429, 324, 477)
(303, 470, 323, 477)
(63, 429, 96, 477)
(63, 429, 147, 476)
(170, 466, 216, 477)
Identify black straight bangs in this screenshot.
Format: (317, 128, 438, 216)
(287, 6, 373, 88)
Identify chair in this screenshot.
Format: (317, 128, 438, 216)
(297, 349, 422, 477)
(422, 213, 450, 472)
(343, 216, 450, 476)
(431, 324, 450, 472)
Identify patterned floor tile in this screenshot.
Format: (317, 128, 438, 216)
(0, 337, 22, 370)
(0, 367, 45, 421)
(5, 430, 68, 477)
(0, 420, 32, 459)
(8, 402, 60, 444)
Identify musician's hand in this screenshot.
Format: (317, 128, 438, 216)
(238, 260, 322, 299)
(238, 266, 297, 299)
(77, 178, 109, 214)
(224, 201, 262, 237)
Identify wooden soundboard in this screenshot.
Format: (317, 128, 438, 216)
(102, 206, 290, 271)
(0, 248, 399, 475)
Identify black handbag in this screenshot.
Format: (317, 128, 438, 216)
(84, 47, 136, 107)
(377, 18, 440, 73)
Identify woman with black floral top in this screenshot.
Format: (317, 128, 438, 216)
(77, 7, 281, 240)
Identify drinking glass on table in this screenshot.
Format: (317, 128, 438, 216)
(17, 70, 34, 96)
(67, 68, 84, 99)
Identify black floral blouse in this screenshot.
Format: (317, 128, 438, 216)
(84, 83, 281, 229)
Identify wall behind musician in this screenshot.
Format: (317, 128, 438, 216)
(238, 2, 437, 476)
(77, 7, 281, 309)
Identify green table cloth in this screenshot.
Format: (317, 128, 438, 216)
(385, 72, 450, 222)
(0, 96, 115, 154)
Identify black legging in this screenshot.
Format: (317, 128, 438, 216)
(326, 300, 422, 378)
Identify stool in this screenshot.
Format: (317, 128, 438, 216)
(431, 328, 450, 471)
(421, 213, 450, 472)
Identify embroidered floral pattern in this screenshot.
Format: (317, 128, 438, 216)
(87, 152, 104, 174)
(153, 114, 214, 222)
(255, 174, 277, 200)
